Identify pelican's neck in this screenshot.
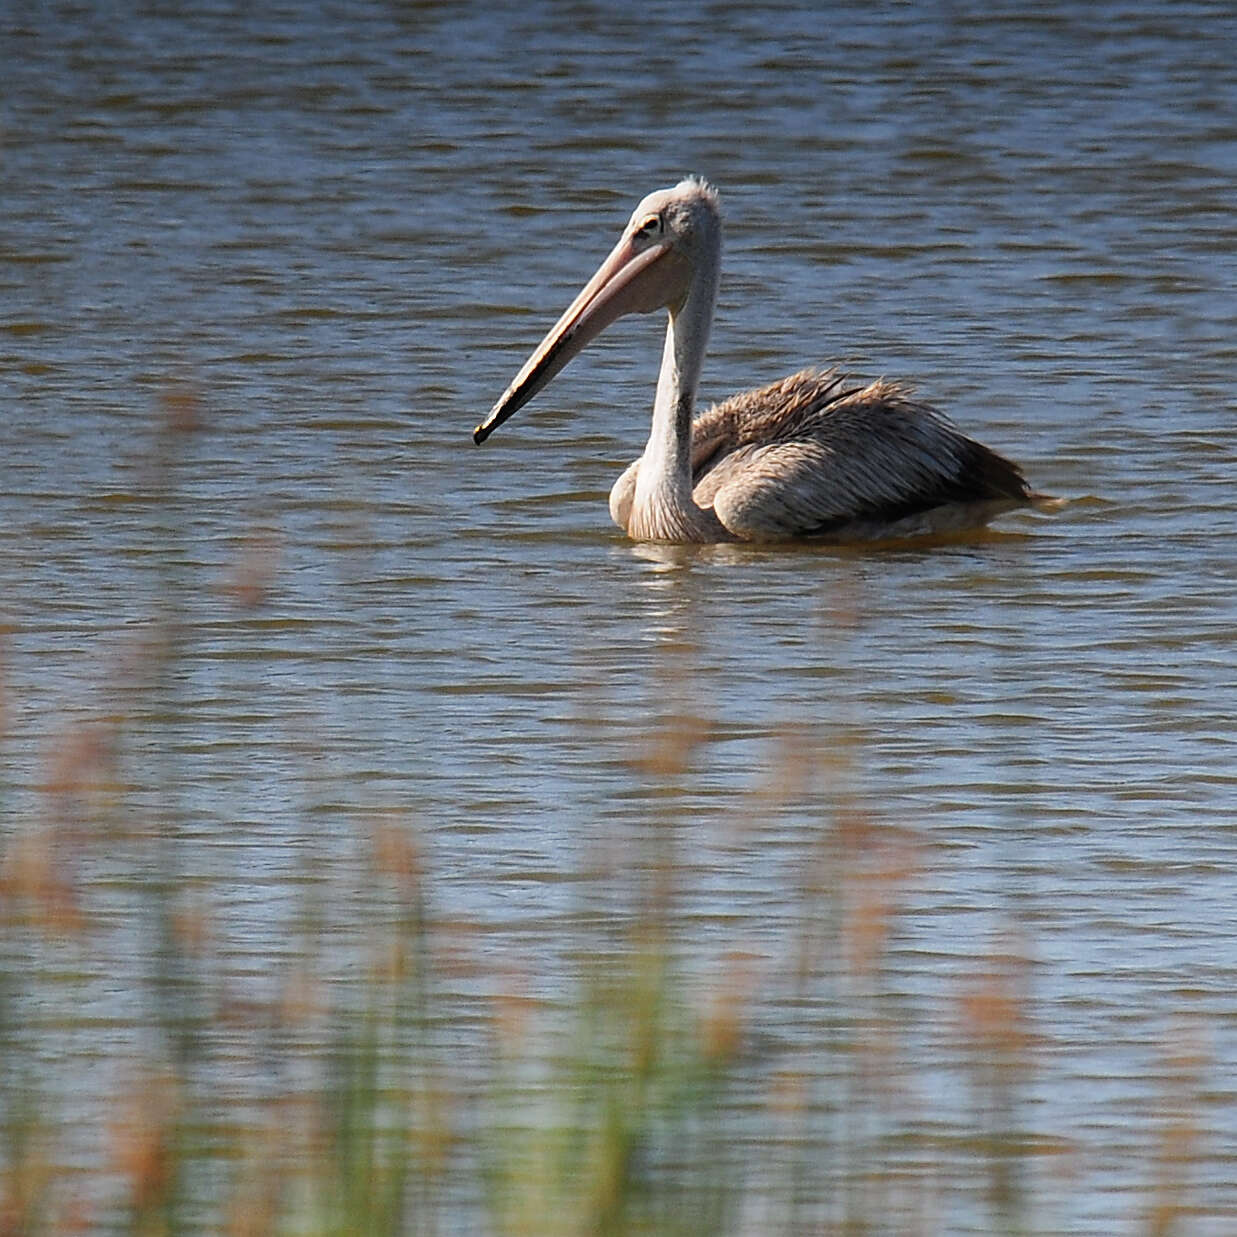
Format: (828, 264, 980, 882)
(629, 240, 721, 542)
(645, 315, 699, 491)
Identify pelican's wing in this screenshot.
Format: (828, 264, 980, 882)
(689, 368, 858, 478)
(690, 371, 1031, 541)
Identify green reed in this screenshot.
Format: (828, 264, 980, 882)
(0, 394, 1207, 1235)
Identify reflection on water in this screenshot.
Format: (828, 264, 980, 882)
(3, 1, 1237, 1233)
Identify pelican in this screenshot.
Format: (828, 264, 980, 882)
(474, 177, 1047, 543)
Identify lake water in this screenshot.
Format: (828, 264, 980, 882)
(2, 2, 1235, 1233)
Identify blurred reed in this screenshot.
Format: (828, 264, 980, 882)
(0, 391, 1205, 1236)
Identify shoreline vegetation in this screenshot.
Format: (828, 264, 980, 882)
(0, 396, 1204, 1235)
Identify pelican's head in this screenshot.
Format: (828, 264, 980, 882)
(473, 177, 721, 445)
(624, 176, 722, 292)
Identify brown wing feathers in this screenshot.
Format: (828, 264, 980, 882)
(689, 368, 1030, 536)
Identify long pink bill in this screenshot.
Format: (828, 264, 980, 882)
(473, 233, 687, 445)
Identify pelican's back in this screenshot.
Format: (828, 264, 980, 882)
(689, 368, 1032, 540)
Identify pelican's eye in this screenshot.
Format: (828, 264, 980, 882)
(633, 213, 663, 239)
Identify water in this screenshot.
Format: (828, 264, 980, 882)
(2, 2, 1235, 1232)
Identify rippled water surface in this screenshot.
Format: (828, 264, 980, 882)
(2, 2, 1235, 1232)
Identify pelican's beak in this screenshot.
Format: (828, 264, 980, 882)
(473, 230, 689, 445)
